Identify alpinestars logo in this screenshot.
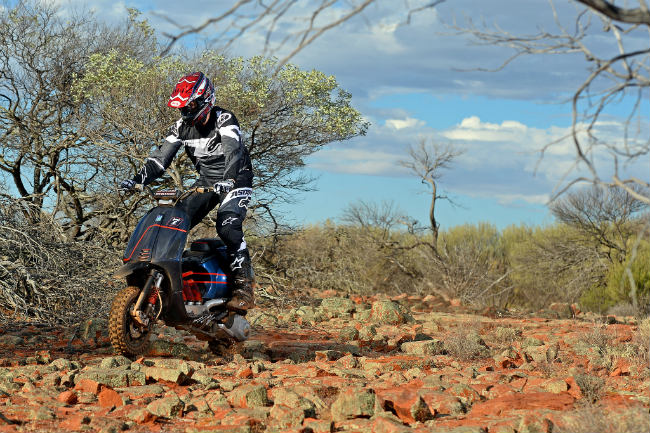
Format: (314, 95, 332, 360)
(238, 197, 251, 209)
(168, 217, 183, 227)
(231, 256, 244, 270)
(221, 216, 239, 226)
(217, 112, 232, 127)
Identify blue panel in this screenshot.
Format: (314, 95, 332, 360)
(200, 257, 230, 299)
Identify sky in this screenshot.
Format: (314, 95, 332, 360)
(47, 0, 649, 229)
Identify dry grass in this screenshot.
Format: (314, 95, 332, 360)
(444, 328, 492, 361)
(574, 374, 605, 404)
(554, 405, 649, 433)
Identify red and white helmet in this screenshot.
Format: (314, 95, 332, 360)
(168, 72, 215, 126)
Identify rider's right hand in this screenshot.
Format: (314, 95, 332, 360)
(119, 179, 137, 192)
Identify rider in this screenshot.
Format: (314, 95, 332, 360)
(120, 71, 255, 313)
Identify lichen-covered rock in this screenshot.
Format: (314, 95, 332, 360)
(270, 388, 316, 417)
(330, 388, 375, 421)
(370, 300, 414, 325)
(99, 356, 131, 369)
(320, 297, 356, 318)
(74, 368, 146, 388)
(146, 394, 184, 418)
(400, 339, 443, 356)
(228, 383, 270, 408)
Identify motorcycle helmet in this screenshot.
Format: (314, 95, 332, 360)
(168, 72, 215, 126)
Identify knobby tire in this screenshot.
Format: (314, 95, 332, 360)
(108, 286, 152, 358)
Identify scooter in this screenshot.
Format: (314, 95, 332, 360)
(108, 186, 251, 357)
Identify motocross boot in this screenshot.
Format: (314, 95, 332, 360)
(226, 250, 255, 313)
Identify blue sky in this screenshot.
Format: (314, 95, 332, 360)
(48, 0, 649, 229)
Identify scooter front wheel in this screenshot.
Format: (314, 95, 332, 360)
(109, 286, 153, 357)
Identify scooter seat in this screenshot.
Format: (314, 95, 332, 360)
(190, 238, 226, 253)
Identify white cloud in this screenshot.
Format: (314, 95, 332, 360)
(494, 193, 550, 206)
(385, 117, 425, 130)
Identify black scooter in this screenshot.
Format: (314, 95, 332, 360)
(108, 186, 250, 357)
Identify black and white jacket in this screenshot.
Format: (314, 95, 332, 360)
(132, 107, 253, 188)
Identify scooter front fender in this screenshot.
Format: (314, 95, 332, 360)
(114, 262, 150, 279)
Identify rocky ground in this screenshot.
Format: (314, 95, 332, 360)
(0, 293, 648, 433)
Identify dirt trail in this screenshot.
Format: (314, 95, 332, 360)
(0, 295, 647, 433)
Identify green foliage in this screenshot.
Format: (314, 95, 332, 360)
(581, 239, 650, 313)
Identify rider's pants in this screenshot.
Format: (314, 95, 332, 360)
(178, 187, 251, 256)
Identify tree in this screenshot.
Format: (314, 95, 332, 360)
(0, 1, 159, 239)
(399, 140, 463, 246)
(550, 184, 649, 263)
(157, 1, 446, 69)
(456, 0, 649, 204)
(74, 52, 368, 242)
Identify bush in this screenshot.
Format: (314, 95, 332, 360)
(581, 240, 650, 314)
(0, 198, 121, 324)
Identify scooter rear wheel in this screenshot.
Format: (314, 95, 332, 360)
(109, 286, 153, 357)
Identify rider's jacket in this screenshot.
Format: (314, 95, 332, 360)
(132, 107, 253, 188)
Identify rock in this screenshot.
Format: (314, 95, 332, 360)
(228, 384, 270, 408)
(523, 337, 544, 347)
(57, 390, 78, 405)
(269, 404, 305, 429)
(470, 392, 574, 417)
(248, 311, 280, 327)
(375, 387, 434, 424)
(336, 354, 360, 369)
(358, 324, 377, 340)
(518, 413, 553, 433)
(315, 350, 345, 362)
(270, 388, 316, 417)
(371, 416, 413, 433)
(31, 406, 56, 420)
(98, 388, 125, 408)
(320, 297, 356, 318)
(303, 419, 333, 433)
(330, 388, 375, 421)
(294, 306, 325, 323)
(146, 394, 184, 418)
(339, 326, 359, 341)
(419, 390, 465, 416)
(370, 301, 414, 325)
(548, 302, 574, 319)
(143, 366, 192, 385)
(50, 358, 79, 371)
(240, 340, 270, 361)
(495, 327, 522, 342)
(542, 379, 568, 393)
(400, 339, 443, 356)
(354, 309, 372, 321)
(127, 408, 158, 424)
(75, 368, 146, 388)
(100, 356, 132, 369)
(148, 340, 197, 359)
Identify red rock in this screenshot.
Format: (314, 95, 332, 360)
(236, 367, 254, 379)
(565, 377, 582, 400)
(58, 414, 90, 430)
(98, 388, 124, 408)
(471, 392, 575, 417)
(57, 390, 77, 405)
(375, 387, 433, 424)
(74, 378, 102, 394)
(372, 416, 412, 433)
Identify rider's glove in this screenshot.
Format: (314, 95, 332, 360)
(119, 179, 137, 191)
(214, 179, 235, 194)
